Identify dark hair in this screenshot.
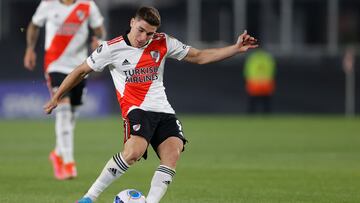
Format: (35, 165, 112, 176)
(135, 6, 161, 27)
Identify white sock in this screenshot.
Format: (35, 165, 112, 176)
(85, 153, 130, 201)
(55, 103, 74, 163)
(146, 165, 176, 203)
(71, 106, 80, 131)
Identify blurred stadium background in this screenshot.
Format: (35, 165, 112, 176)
(1, 1, 360, 202)
(0, 0, 359, 117)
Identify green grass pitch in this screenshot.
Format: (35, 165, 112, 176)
(0, 115, 359, 203)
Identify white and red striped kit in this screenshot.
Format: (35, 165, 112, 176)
(86, 33, 190, 117)
(32, 0, 103, 74)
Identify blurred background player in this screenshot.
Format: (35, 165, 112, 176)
(23, 0, 105, 180)
(244, 49, 276, 114)
(43, 6, 258, 203)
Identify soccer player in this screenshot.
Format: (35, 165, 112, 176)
(43, 6, 257, 202)
(24, 0, 105, 180)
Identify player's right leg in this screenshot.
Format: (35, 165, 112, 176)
(77, 109, 153, 202)
(78, 136, 148, 202)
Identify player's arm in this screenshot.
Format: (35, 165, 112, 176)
(24, 22, 41, 70)
(44, 62, 93, 114)
(184, 30, 258, 65)
(90, 25, 106, 51)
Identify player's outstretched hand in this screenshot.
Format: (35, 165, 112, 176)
(236, 30, 258, 52)
(43, 99, 58, 114)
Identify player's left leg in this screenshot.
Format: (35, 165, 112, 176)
(146, 137, 183, 203)
(146, 114, 186, 203)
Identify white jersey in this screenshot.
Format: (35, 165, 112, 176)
(32, 0, 103, 74)
(86, 33, 190, 117)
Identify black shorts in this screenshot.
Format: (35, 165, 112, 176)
(123, 109, 187, 159)
(47, 72, 87, 106)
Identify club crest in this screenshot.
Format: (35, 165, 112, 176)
(76, 10, 85, 21)
(133, 124, 141, 131)
(150, 51, 160, 63)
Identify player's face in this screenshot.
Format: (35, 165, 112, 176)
(129, 18, 158, 48)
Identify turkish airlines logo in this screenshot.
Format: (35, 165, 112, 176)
(123, 67, 159, 83)
(150, 50, 160, 63)
(57, 23, 81, 36)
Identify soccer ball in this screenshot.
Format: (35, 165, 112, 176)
(114, 189, 146, 203)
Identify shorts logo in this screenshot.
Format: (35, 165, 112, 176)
(132, 124, 141, 131)
(150, 50, 160, 63)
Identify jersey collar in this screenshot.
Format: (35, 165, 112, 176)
(123, 31, 132, 46)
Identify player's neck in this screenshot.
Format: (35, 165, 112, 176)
(60, 0, 76, 5)
(126, 33, 136, 48)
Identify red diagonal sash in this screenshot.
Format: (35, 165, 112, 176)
(44, 3, 90, 71)
(117, 37, 167, 118)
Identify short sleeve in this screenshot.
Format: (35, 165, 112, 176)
(88, 1, 104, 28)
(86, 41, 112, 72)
(166, 34, 191, 61)
(32, 1, 49, 27)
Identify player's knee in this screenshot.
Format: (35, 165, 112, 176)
(122, 136, 148, 165)
(160, 148, 181, 168)
(171, 149, 181, 161)
(122, 148, 145, 165)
